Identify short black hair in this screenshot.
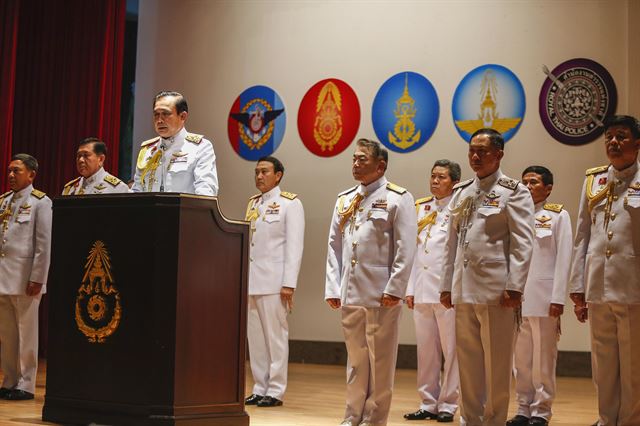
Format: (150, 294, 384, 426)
(154, 91, 188, 114)
(257, 156, 285, 177)
(470, 128, 505, 150)
(432, 159, 461, 182)
(79, 137, 107, 156)
(604, 115, 640, 139)
(523, 165, 553, 185)
(11, 153, 38, 172)
(356, 138, 388, 170)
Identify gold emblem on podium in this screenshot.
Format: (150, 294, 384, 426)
(389, 74, 421, 150)
(75, 241, 122, 343)
(314, 81, 343, 151)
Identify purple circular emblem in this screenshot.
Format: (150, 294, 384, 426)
(539, 58, 617, 146)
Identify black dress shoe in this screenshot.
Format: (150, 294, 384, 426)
(4, 389, 34, 400)
(506, 415, 530, 426)
(257, 395, 283, 407)
(437, 411, 454, 422)
(528, 417, 548, 426)
(0, 388, 12, 399)
(244, 393, 264, 405)
(403, 409, 438, 420)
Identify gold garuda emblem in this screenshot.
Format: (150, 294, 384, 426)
(314, 81, 343, 151)
(388, 73, 421, 150)
(455, 69, 521, 135)
(75, 241, 122, 343)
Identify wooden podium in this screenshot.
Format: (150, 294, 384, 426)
(42, 194, 250, 426)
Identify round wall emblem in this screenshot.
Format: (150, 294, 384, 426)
(228, 85, 286, 161)
(371, 71, 439, 153)
(539, 58, 617, 145)
(452, 64, 526, 144)
(297, 78, 361, 157)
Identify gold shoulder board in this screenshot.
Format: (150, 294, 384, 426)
(104, 174, 122, 187)
(31, 189, 46, 199)
(64, 177, 81, 188)
(387, 182, 407, 194)
(280, 191, 297, 200)
(0, 190, 12, 200)
(249, 193, 261, 200)
(185, 133, 204, 144)
(338, 186, 358, 196)
(585, 165, 609, 176)
(453, 179, 473, 190)
(415, 196, 434, 206)
(498, 177, 518, 190)
(141, 137, 160, 147)
(544, 203, 564, 213)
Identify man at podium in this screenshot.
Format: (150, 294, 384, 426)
(132, 91, 219, 195)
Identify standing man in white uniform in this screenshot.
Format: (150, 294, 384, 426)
(507, 166, 572, 426)
(404, 159, 461, 423)
(62, 137, 129, 195)
(325, 138, 417, 426)
(244, 156, 304, 408)
(569, 115, 640, 426)
(132, 91, 218, 195)
(0, 154, 52, 401)
(440, 128, 534, 426)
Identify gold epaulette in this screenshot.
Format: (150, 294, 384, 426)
(31, 189, 46, 199)
(104, 174, 122, 187)
(339, 186, 358, 196)
(0, 190, 11, 200)
(386, 182, 407, 194)
(249, 193, 261, 200)
(280, 191, 297, 200)
(64, 177, 81, 188)
(185, 133, 203, 144)
(453, 179, 473, 190)
(498, 177, 518, 190)
(415, 196, 434, 206)
(585, 165, 608, 176)
(544, 203, 564, 213)
(141, 137, 160, 147)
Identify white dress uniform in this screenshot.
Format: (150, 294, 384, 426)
(440, 169, 534, 426)
(132, 127, 218, 195)
(514, 200, 572, 422)
(569, 161, 640, 426)
(0, 184, 52, 394)
(62, 167, 129, 195)
(245, 185, 304, 401)
(325, 176, 417, 426)
(406, 194, 459, 416)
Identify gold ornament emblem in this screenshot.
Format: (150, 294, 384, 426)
(388, 73, 421, 150)
(314, 81, 343, 151)
(75, 241, 122, 343)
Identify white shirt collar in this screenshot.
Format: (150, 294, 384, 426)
(260, 185, 281, 203)
(359, 176, 387, 197)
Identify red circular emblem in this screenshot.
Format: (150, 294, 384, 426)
(297, 78, 361, 157)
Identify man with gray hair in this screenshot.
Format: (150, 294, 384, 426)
(404, 159, 461, 423)
(326, 138, 417, 426)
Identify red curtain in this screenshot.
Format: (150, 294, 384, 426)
(10, 0, 126, 195)
(0, 0, 20, 192)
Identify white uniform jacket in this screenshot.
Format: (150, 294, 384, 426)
(0, 185, 52, 294)
(406, 194, 452, 304)
(440, 169, 535, 304)
(569, 162, 640, 303)
(62, 167, 129, 195)
(522, 201, 572, 317)
(132, 127, 218, 196)
(246, 186, 305, 295)
(325, 176, 417, 307)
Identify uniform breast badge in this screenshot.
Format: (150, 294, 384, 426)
(75, 241, 122, 343)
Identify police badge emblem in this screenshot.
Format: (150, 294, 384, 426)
(539, 58, 617, 145)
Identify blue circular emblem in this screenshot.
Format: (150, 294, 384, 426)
(227, 85, 286, 161)
(452, 64, 526, 143)
(371, 71, 439, 153)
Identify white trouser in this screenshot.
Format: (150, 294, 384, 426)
(341, 305, 402, 426)
(247, 294, 289, 400)
(0, 294, 42, 394)
(589, 303, 640, 426)
(413, 303, 459, 414)
(513, 316, 559, 420)
(455, 303, 517, 426)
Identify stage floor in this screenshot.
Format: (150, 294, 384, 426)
(0, 361, 597, 425)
